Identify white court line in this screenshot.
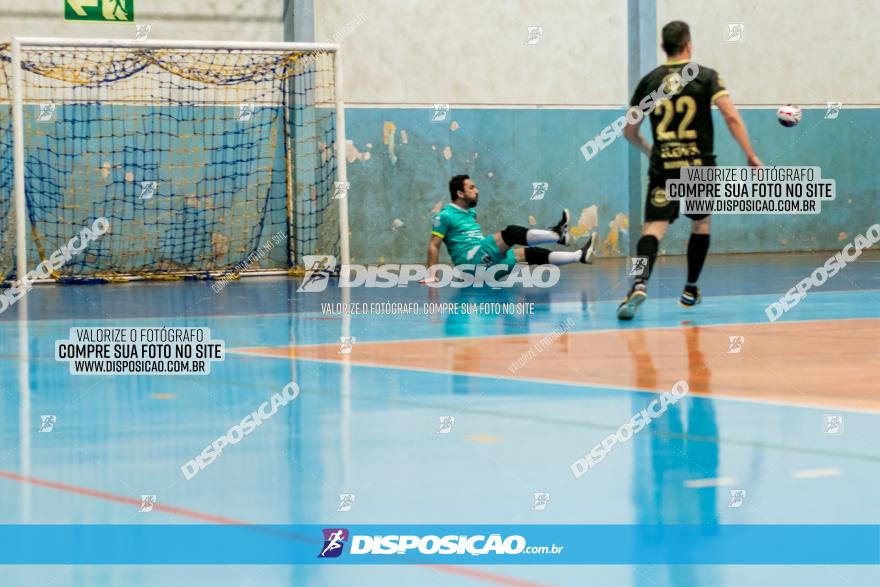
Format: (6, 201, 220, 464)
(792, 468, 842, 479)
(684, 477, 737, 489)
(229, 342, 880, 417)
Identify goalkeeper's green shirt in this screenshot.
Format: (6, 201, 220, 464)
(431, 203, 484, 266)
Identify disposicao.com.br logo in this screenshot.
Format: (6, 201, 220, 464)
(317, 529, 563, 558)
(298, 255, 559, 292)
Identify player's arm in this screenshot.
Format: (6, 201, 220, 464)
(715, 95, 761, 167)
(424, 234, 443, 282)
(422, 209, 450, 284)
(708, 70, 762, 167)
(623, 112, 652, 157)
(422, 209, 448, 283)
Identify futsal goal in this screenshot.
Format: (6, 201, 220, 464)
(0, 37, 349, 283)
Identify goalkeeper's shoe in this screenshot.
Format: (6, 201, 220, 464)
(679, 285, 702, 308)
(579, 232, 596, 264)
(617, 282, 647, 320)
(550, 209, 571, 245)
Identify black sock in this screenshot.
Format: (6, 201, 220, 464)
(635, 235, 659, 282)
(500, 225, 529, 246)
(524, 247, 550, 265)
(686, 233, 710, 285)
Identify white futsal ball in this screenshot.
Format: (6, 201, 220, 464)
(777, 104, 802, 127)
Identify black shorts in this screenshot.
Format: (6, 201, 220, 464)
(644, 171, 710, 224)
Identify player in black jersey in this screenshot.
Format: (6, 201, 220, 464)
(617, 20, 762, 320)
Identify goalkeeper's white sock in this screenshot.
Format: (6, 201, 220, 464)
(526, 229, 560, 245)
(547, 250, 582, 265)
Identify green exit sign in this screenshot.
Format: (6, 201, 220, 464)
(65, 0, 135, 22)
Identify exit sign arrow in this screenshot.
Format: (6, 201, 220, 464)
(64, 0, 134, 22)
(66, 0, 99, 17)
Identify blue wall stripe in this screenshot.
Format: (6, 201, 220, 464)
(627, 0, 657, 256)
(283, 0, 314, 42)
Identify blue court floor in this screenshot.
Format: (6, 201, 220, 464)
(1, 251, 878, 586)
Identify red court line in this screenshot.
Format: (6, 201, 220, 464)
(0, 470, 245, 525)
(0, 469, 556, 587)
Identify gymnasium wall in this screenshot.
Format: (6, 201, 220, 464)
(319, 0, 880, 262)
(1, 2, 876, 266)
(656, 0, 880, 105)
(0, 0, 282, 42)
(315, 0, 635, 264)
(315, 0, 627, 107)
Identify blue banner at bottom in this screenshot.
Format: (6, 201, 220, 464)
(0, 525, 877, 565)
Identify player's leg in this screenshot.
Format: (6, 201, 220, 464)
(636, 219, 670, 281)
(617, 181, 677, 320)
(679, 215, 710, 307)
(512, 231, 596, 265)
(616, 221, 668, 320)
(492, 209, 571, 254)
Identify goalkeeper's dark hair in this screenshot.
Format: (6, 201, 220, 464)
(661, 21, 691, 56)
(449, 174, 470, 201)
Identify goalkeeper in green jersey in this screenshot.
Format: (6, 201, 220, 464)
(423, 174, 595, 283)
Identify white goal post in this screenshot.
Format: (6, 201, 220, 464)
(5, 37, 350, 283)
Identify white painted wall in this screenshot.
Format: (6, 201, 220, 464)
(657, 0, 880, 105)
(0, 0, 282, 44)
(7, 2, 876, 107)
(315, 0, 628, 106)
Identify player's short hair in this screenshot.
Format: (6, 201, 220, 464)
(661, 21, 691, 56)
(449, 174, 470, 201)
